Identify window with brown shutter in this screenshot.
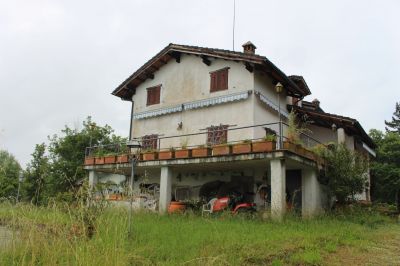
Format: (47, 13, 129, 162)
(210, 68, 229, 92)
(207, 125, 228, 145)
(141, 134, 158, 150)
(146, 85, 161, 106)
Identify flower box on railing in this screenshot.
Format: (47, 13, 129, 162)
(116, 154, 130, 163)
(212, 144, 232, 156)
(175, 149, 191, 159)
(304, 149, 315, 160)
(232, 143, 252, 154)
(95, 157, 105, 165)
(158, 150, 175, 160)
(283, 141, 296, 151)
(104, 155, 116, 164)
(142, 151, 157, 161)
(192, 147, 211, 158)
(252, 141, 276, 153)
(84, 157, 95, 165)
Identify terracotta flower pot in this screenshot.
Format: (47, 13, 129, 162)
(168, 201, 186, 214)
(252, 141, 276, 153)
(175, 149, 191, 159)
(283, 141, 296, 151)
(95, 157, 105, 165)
(84, 157, 95, 165)
(116, 154, 129, 163)
(142, 152, 157, 161)
(305, 150, 316, 160)
(104, 155, 116, 164)
(192, 147, 211, 157)
(232, 143, 252, 154)
(158, 150, 174, 160)
(212, 145, 231, 156)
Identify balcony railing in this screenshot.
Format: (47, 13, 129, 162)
(84, 121, 325, 165)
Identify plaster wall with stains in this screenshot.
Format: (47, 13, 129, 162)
(131, 54, 256, 148)
(130, 54, 291, 147)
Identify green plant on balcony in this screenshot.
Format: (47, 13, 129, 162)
(287, 110, 310, 145)
(263, 134, 277, 142)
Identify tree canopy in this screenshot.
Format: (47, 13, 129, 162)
(385, 102, 400, 133)
(0, 150, 21, 199)
(369, 129, 400, 211)
(318, 144, 368, 204)
(23, 116, 126, 203)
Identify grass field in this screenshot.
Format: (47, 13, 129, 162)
(0, 202, 399, 265)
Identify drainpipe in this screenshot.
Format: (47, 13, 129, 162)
(129, 101, 134, 141)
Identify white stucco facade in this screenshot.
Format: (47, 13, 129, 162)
(130, 54, 284, 149)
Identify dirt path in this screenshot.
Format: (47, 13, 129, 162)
(325, 228, 400, 266)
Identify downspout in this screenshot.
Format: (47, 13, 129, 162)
(129, 100, 134, 141)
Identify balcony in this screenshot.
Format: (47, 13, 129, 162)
(83, 122, 324, 169)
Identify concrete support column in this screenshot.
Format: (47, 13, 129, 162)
(337, 128, 345, 144)
(159, 166, 172, 214)
(270, 159, 286, 220)
(302, 168, 322, 217)
(88, 170, 98, 190)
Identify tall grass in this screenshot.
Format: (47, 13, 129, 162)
(0, 202, 398, 265)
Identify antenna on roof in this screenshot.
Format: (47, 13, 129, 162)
(232, 0, 236, 51)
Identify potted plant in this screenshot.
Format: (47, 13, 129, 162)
(116, 154, 130, 163)
(158, 147, 175, 160)
(95, 156, 105, 165)
(175, 138, 191, 159)
(142, 149, 157, 161)
(192, 144, 211, 157)
(283, 110, 310, 153)
(104, 153, 116, 164)
(212, 143, 232, 156)
(84, 157, 95, 165)
(252, 134, 277, 153)
(232, 139, 252, 154)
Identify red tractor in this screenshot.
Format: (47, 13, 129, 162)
(204, 191, 256, 216)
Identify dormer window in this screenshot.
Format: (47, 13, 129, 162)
(210, 68, 229, 92)
(146, 85, 161, 106)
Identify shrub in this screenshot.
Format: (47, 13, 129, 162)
(318, 144, 368, 204)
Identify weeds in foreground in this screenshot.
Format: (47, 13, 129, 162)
(0, 202, 399, 265)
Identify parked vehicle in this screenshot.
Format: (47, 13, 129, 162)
(203, 191, 256, 216)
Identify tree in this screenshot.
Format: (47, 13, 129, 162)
(23, 143, 49, 204)
(369, 129, 400, 212)
(318, 144, 368, 204)
(385, 102, 400, 133)
(0, 150, 21, 200)
(45, 116, 126, 198)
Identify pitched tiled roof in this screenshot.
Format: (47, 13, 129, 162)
(288, 75, 311, 96)
(112, 43, 311, 100)
(289, 104, 375, 148)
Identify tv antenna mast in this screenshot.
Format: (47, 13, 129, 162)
(232, 0, 236, 51)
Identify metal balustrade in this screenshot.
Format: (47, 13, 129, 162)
(84, 121, 324, 161)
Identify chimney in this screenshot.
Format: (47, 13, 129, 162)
(242, 41, 257, 54)
(312, 98, 320, 108)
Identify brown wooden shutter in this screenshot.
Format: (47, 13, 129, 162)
(146, 85, 161, 106)
(221, 68, 228, 90)
(210, 72, 217, 92)
(210, 68, 228, 92)
(154, 86, 160, 104)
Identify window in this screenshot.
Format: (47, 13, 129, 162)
(141, 134, 158, 150)
(207, 125, 228, 145)
(146, 85, 161, 106)
(210, 68, 229, 92)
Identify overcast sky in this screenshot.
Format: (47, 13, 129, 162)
(1, 0, 399, 167)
